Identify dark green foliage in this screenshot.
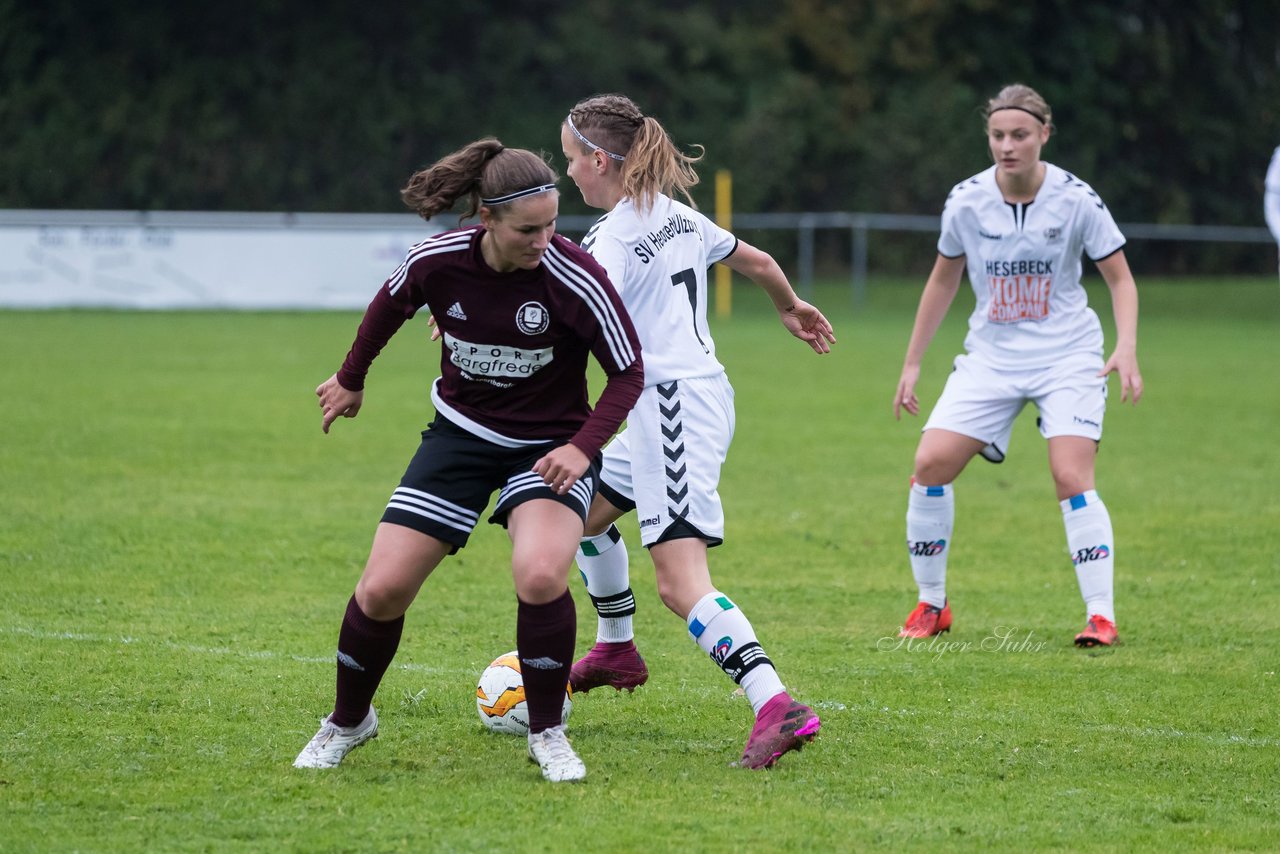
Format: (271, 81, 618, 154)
(1, 1, 1277, 272)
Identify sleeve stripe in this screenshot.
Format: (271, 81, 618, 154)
(542, 243, 637, 370)
(386, 231, 473, 295)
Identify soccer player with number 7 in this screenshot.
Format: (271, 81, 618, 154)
(558, 93, 835, 769)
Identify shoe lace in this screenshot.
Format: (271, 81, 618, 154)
(908, 603, 939, 625)
(536, 728, 576, 763)
(304, 719, 342, 754)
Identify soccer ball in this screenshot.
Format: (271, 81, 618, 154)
(475, 651, 572, 736)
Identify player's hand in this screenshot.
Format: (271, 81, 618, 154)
(893, 365, 922, 420)
(427, 314, 442, 342)
(532, 443, 590, 495)
(316, 373, 363, 434)
(1100, 349, 1143, 404)
(779, 300, 836, 354)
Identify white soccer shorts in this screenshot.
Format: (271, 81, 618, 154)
(923, 352, 1108, 456)
(599, 373, 735, 548)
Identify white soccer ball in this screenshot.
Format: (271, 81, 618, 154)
(475, 651, 572, 736)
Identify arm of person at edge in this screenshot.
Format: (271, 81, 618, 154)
(894, 254, 966, 420)
(1095, 250, 1143, 405)
(317, 286, 414, 433)
(721, 241, 837, 354)
(1265, 147, 1280, 244)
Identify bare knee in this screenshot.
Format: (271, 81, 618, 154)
(1047, 437, 1097, 500)
(654, 575, 686, 617)
(914, 430, 986, 485)
(651, 543, 714, 618)
(914, 449, 964, 486)
(512, 556, 568, 604)
(354, 574, 416, 620)
(1050, 464, 1094, 500)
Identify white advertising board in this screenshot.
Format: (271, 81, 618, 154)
(0, 212, 447, 310)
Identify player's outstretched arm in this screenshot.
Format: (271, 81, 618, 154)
(721, 240, 836, 354)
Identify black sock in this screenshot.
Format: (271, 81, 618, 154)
(516, 589, 575, 734)
(332, 595, 403, 727)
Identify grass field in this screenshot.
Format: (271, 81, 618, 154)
(2, 276, 1278, 852)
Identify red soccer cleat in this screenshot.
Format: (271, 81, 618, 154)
(899, 600, 952, 638)
(1074, 614, 1118, 647)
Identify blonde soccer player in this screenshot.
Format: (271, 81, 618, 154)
(893, 83, 1143, 647)
(559, 94, 836, 769)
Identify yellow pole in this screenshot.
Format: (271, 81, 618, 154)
(715, 169, 732, 317)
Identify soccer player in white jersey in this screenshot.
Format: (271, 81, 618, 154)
(892, 83, 1143, 647)
(293, 139, 643, 783)
(1265, 145, 1280, 277)
(559, 93, 836, 769)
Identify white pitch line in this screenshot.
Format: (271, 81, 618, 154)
(0, 624, 468, 675)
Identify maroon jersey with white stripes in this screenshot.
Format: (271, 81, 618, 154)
(337, 225, 643, 458)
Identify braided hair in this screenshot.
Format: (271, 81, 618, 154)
(566, 94, 703, 211)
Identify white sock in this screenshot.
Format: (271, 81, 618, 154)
(907, 481, 954, 608)
(1061, 490, 1115, 623)
(576, 525, 635, 643)
(686, 591, 785, 715)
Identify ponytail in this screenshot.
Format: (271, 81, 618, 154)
(401, 138, 558, 223)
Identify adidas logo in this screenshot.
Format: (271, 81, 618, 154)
(446, 301, 467, 320)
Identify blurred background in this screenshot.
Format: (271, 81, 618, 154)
(2, 0, 1278, 279)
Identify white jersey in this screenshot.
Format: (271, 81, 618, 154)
(1265, 146, 1280, 243)
(581, 194, 738, 387)
(938, 162, 1125, 370)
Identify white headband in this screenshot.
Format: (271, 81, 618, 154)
(566, 114, 626, 162)
(481, 184, 558, 206)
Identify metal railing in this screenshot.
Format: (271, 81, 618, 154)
(2, 209, 1274, 309)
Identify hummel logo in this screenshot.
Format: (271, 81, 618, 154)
(446, 301, 467, 320)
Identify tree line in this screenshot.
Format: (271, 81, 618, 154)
(2, 0, 1277, 273)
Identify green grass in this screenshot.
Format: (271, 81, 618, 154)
(2, 277, 1278, 852)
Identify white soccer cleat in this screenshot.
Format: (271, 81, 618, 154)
(293, 706, 379, 769)
(527, 725, 586, 782)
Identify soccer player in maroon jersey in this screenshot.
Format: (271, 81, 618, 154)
(294, 138, 643, 782)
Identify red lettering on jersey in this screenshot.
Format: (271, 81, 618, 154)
(987, 275, 1051, 323)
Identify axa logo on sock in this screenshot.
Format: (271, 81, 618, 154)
(712, 636, 733, 665)
(909, 539, 947, 557)
(1072, 544, 1111, 565)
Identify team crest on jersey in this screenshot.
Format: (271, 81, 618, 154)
(516, 301, 550, 335)
(1043, 226, 1062, 242)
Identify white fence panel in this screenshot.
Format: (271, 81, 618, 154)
(0, 210, 1272, 310)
